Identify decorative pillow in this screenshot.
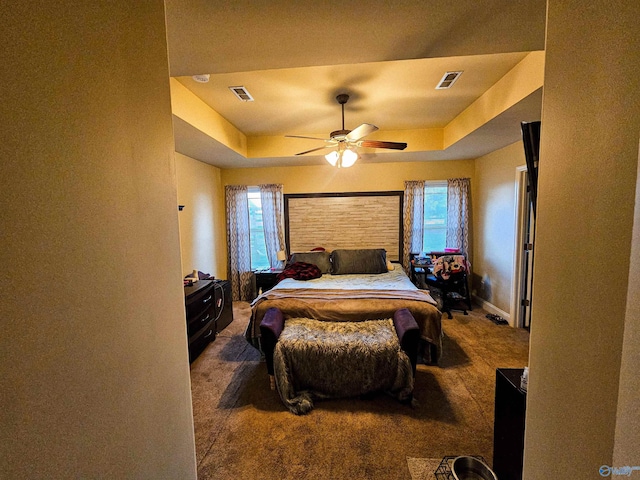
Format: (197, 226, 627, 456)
(289, 251, 332, 274)
(330, 249, 388, 275)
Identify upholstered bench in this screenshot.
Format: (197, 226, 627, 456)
(259, 307, 420, 414)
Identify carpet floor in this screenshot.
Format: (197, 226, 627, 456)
(189, 302, 529, 480)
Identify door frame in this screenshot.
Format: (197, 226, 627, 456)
(511, 165, 532, 328)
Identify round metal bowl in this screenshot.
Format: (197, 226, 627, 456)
(451, 456, 498, 480)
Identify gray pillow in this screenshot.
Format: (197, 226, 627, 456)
(289, 251, 332, 274)
(330, 249, 388, 275)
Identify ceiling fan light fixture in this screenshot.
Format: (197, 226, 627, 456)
(341, 148, 358, 168)
(325, 150, 339, 166)
(325, 148, 358, 168)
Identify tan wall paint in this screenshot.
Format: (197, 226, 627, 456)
(613, 141, 640, 466)
(220, 154, 524, 323)
(221, 159, 475, 193)
(178, 159, 474, 286)
(523, 1, 640, 478)
(248, 128, 445, 158)
(172, 54, 543, 159)
(0, 3, 196, 478)
(170, 78, 247, 156)
(472, 141, 525, 316)
(175, 153, 227, 279)
(445, 51, 545, 148)
(174, 158, 475, 287)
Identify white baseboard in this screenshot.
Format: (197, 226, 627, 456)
(472, 295, 513, 326)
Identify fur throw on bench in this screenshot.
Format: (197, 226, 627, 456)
(273, 317, 414, 415)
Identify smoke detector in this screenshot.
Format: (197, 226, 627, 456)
(192, 74, 210, 83)
(436, 71, 463, 89)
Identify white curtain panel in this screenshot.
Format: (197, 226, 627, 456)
(446, 177, 471, 261)
(225, 185, 253, 301)
(259, 184, 286, 268)
(402, 180, 425, 272)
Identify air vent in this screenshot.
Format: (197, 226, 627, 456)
(228, 86, 254, 102)
(436, 71, 463, 89)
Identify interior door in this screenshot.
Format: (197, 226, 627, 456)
(519, 176, 535, 330)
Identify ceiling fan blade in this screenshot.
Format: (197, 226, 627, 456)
(359, 140, 408, 150)
(345, 123, 378, 142)
(295, 146, 331, 156)
(285, 135, 330, 141)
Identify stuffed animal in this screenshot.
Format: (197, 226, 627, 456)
(432, 255, 468, 280)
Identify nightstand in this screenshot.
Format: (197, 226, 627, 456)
(253, 269, 283, 297)
(410, 262, 431, 289)
(493, 368, 527, 480)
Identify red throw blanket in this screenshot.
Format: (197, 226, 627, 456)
(277, 262, 322, 282)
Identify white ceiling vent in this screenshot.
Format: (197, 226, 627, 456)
(436, 71, 463, 89)
(229, 86, 254, 102)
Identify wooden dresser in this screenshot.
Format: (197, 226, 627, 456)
(213, 279, 233, 332)
(184, 280, 217, 362)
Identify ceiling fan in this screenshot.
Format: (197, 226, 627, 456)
(286, 93, 407, 168)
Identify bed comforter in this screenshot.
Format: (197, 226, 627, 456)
(248, 287, 442, 362)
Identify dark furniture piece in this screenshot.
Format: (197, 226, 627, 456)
(185, 280, 217, 362)
(424, 271, 472, 318)
(253, 269, 283, 298)
(213, 279, 233, 332)
(493, 368, 527, 480)
(411, 253, 472, 319)
(410, 255, 432, 288)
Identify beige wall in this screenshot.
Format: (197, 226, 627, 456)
(0, 3, 196, 478)
(524, 1, 640, 478)
(613, 143, 640, 466)
(175, 153, 227, 279)
(174, 158, 475, 288)
(221, 159, 475, 193)
(221, 159, 474, 271)
(472, 141, 526, 318)
(201, 157, 542, 321)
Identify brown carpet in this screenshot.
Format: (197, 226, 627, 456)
(189, 302, 529, 480)
(406, 457, 444, 480)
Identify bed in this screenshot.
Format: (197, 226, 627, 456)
(246, 249, 443, 363)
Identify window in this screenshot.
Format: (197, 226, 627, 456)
(247, 189, 270, 270)
(423, 182, 448, 253)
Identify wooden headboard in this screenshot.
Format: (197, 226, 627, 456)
(284, 191, 404, 261)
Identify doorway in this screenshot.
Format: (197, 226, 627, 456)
(512, 166, 535, 329)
